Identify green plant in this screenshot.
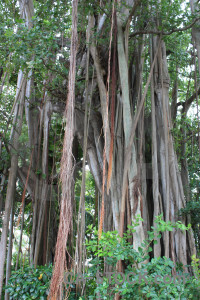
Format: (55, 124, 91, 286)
(82, 215, 200, 299)
(5, 264, 52, 299)
(191, 255, 200, 281)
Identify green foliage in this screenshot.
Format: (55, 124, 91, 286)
(172, 113, 200, 251)
(75, 170, 96, 199)
(179, 201, 200, 254)
(191, 255, 200, 283)
(6, 264, 52, 299)
(75, 169, 97, 230)
(82, 216, 200, 299)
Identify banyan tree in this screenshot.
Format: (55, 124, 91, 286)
(0, 0, 199, 299)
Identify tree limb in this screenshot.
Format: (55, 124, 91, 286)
(177, 86, 200, 113)
(130, 17, 200, 38)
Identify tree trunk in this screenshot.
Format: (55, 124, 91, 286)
(0, 78, 25, 297)
(34, 98, 51, 266)
(15, 200, 25, 270)
(5, 204, 14, 300)
(0, 1, 34, 294)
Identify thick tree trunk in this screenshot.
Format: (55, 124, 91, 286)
(151, 36, 196, 265)
(34, 98, 51, 266)
(79, 4, 197, 269)
(150, 37, 161, 257)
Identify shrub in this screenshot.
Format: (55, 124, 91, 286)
(6, 264, 52, 299)
(83, 215, 200, 299)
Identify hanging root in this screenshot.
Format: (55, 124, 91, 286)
(48, 0, 78, 298)
(107, 8, 117, 194)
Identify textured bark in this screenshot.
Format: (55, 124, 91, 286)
(34, 98, 51, 266)
(151, 35, 196, 265)
(150, 37, 161, 257)
(117, 12, 139, 242)
(48, 0, 78, 298)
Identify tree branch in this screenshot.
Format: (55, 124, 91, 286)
(126, 0, 142, 24)
(176, 86, 200, 114)
(130, 17, 200, 38)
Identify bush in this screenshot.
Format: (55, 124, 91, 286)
(6, 264, 52, 299)
(5, 215, 200, 299)
(82, 215, 200, 299)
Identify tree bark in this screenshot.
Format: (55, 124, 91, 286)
(15, 200, 25, 270)
(5, 204, 14, 300)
